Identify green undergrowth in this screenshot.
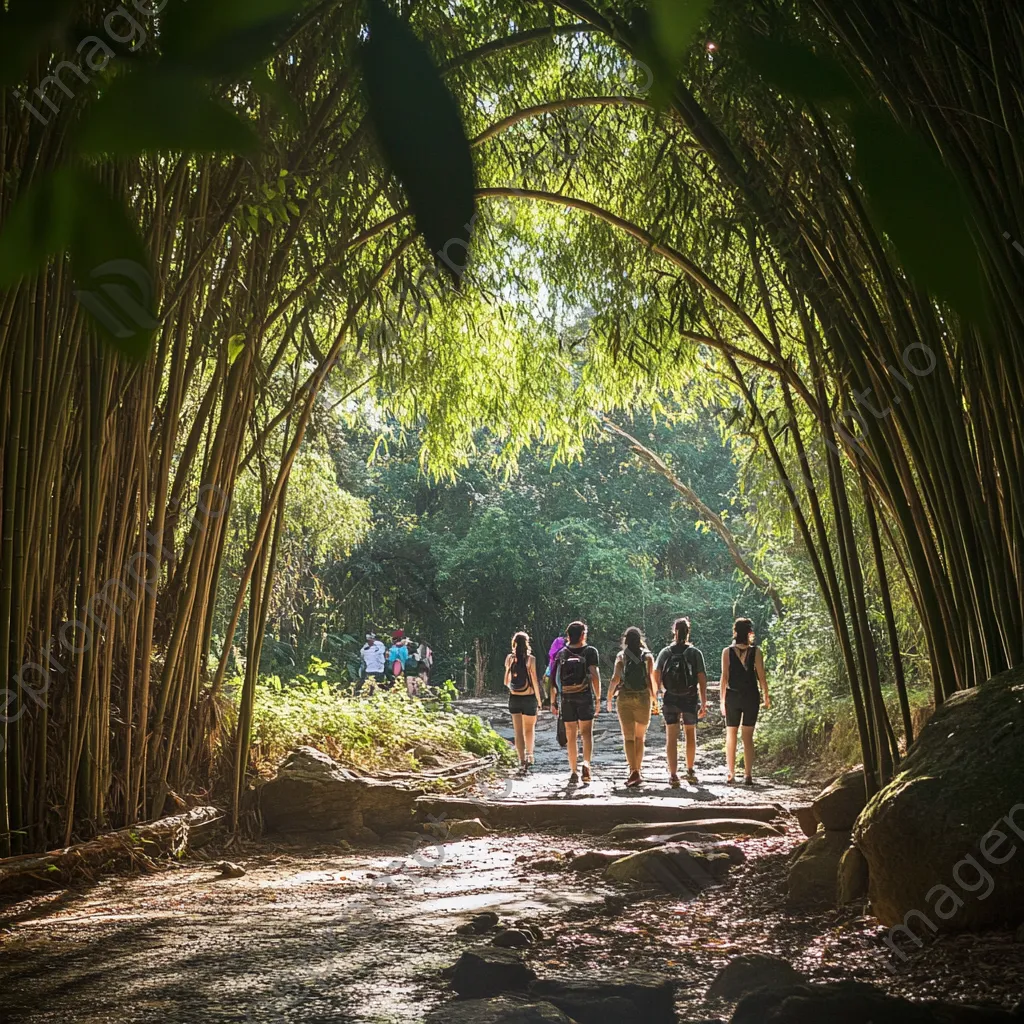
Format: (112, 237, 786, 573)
(240, 677, 515, 774)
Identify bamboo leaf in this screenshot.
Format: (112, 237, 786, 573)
(160, 0, 306, 75)
(851, 111, 986, 322)
(0, 169, 77, 286)
(361, 0, 476, 286)
(70, 173, 158, 362)
(77, 68, 260, 156)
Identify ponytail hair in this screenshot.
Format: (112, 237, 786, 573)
(673, 616, 691, 643)
(733, 617, 754, 645)
(621, 626, 645, 656)
(512, 630, 531, 666)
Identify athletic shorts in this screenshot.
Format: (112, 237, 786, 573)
(725, 689, 760, 728)
(559, 690, 596, 723)
(508, 693, 538, 716)
(662, 695, 698, 727)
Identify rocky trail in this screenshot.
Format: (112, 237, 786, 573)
(0, 698, 1021, 1023)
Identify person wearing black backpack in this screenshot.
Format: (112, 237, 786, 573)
(503, 631, 542, 771)
(654, 617, 708, 787)
(549, 620, 601, 785)
(720, 617, 771, 785)
(606, 626, 657, 787)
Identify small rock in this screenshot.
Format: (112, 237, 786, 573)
(470, 911, 501, 934)
(215, 861, 246, 879)
(792, 805, 820, 838)
(514, 920, 544, 942)
(492, 929, 534, 949)
(425, 995, 571, 1023)
(707, 953, 806, 1001)
(569, 850, 624, 872)
(427, 817, 489, 839)
(532, 858, 566, 873)
(530, 974, 676, 1024)
(811, 768, 866, 832)
(456, 923, 478, 937)
(787, 830, 850, 909)
(606, 845, 731, 895)
(837, 845, 869, 905)
(449, 947, 536, 998)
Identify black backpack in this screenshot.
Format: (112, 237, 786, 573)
(662, 643, 699, 699)
(558, 646, 590, 693)
(509, 656, 531, 693)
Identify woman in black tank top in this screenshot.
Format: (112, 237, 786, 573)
(504, 631, 542, 771)
(720, 617, 771, 784)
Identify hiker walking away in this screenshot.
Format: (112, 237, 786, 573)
(606, 626, 656, 788)
(654, 617, 707, 787)
(720, 617, 770, 785)
(550, 621, 600, 785)
(386, 630, 409, 689)
(416, 641, 434, 687)
(360, 633, 386, 693)
(404, 640, 421, 697)
(504, 631, 542, 771)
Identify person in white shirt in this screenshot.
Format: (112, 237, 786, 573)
(360, 633, 386, 692)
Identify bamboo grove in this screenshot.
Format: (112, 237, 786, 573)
(1, 0, 1022, 853)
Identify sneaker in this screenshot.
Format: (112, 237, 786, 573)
(569, 771, 579, 785)
(669, 773, 681, 788)
(686, 768, 698, 784)
(581, 764, 592, 784)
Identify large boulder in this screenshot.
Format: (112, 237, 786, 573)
(259, 746, 421, 835)
(812, 769, 866, 831)
(854, 666, 1024, 931)
(792, 806, 820, 838)
(448, 947, 536, 998)
(529, 975, 676, 1024)
(426, 996, 571, 1023)
(786, 830, 850, 909)
(707, 954, 806, 1001)
(731, 980, 1022, 1023)
(837, 845, 869, 905)
(606, 845, 732, 895)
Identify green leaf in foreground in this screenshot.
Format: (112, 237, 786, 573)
(77, 68, 260, 156)
(160, 0, 305, 75)
(851, 111, 986, 323)
(0, 169, 78, 287)
(70, 173, 159, 362)
(738, 33, 855, 104)
(645, 0, 712, 109)
(362, 0, 476, 286)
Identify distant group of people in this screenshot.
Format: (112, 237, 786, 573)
(502, 617, 770, 787)
(359, 629, 433, 696)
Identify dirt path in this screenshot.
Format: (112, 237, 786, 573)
(2, 699, 1018, 1023)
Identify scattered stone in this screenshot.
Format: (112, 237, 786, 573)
(259, 746, 420, 834)
(855, 665, 1024, 931)
(425, 995, 571, 1023)
(606, 845, 731, 895)
(456, 923, 478, 936)
(837, 845, 869, 904)
(786, 830, 850, 909)
(706, 953, 806, 1001)
(530, 974, 675, 1024)
(467, 911, 500, 934)
(731, 980, 1022, 1023)
(426, 817, 490, 839)
(569, 850, 624, 872)
(532, 858, 566, 873)
(792, 805, 820, 838)
(513, 920, 544, 942)
(492, 928, 534, 949)
(811, 769, 867, 831)
(214, 861, 246, 879)
(449, 947, 536, 998)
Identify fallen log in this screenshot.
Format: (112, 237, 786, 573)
(414, 796, 781, 831)
(0, 805, 224, 899)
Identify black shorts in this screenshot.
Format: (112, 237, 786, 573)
(662, 695, 698, 727)
(508, 693, 538, 716)
(726, 689, 760, 728)
(559, 690, 596, 723)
